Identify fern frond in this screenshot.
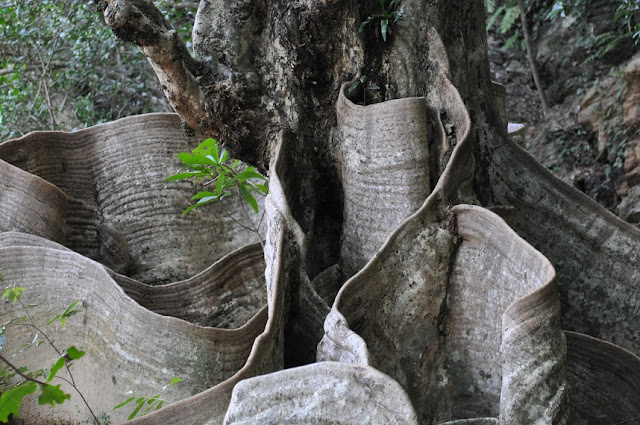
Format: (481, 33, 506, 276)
(486, 4, 506, 31)
(500, 6, 520, 34)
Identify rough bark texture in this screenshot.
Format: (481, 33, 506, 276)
(1, 0, 639, 423)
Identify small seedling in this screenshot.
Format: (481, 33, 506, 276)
(359, 0, 404, 42)
(113, 377, 182, 420)
(166, 138, 268, 249)
(348, 76, 380, 106)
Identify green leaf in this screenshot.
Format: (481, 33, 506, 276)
(219, 149, 230, 164)
(182, 196, 219, 215)
(499, 6, 519, 34)
(3, 316, 27, 328)
(210, 141, 220, 163)
(348, 81, 360, 95)
(486, 4, 506, 31)
(358, 17, 373, 33)
(378, 0, 387, 15)
(46, 357, 66, 383)
(190, 191, 217, 201)
(0, 381, 37, 421)
(113, 397, 135, 410)
(46, 314, 62, 328)
(65, 346, 85, 361)
(255, 183, 269, 195)
(164, 171, 206, 182)
(177, 153, 216, 166)
(215, 172, 227, 195)
(368, 84, 380, 90)
(238, 185, 259, 213)
(234, 168, 265, 183)
(381, 19, 389, 41)
(59, 301, 81, 327)
(144, 399, 160, 414)
(38, 384, 70, 407)
(193, 138, 218, 155)
(2, 287, 25, 303)
(127, 398, 146, 420)
(164, 377, 182, 389)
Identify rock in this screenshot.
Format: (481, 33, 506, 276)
(616, 185, 640, 224)
(508, 123, 526, 147)
(506, 59, 525, 74)
(578, 74, 622, 156)
(624, 139, 640, 187)
(623, 54, 640, 130)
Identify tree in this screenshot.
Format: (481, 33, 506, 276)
(0, 0, 639, 424)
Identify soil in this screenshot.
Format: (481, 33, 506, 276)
(487, 28, 636, 217)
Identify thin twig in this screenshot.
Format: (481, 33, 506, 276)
(14, 298, 99, 422)
(223, 210, 255, 234)
(236, 188, 265, 251)
(0, 353, 47, 386)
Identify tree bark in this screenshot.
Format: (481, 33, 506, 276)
(0, 0, 639, 423)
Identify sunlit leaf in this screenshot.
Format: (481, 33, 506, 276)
(46, 357, 66, 383)
(113, 396, 136, 410)
(38, 384, 71, 407)
(127, 398, 146, 420)
(164, 377, 182, 390)
(65, 346, 85, 361)
(238, 185, 259, 213)
(190, 191, 217, 200)
(0, 381, 37, 421)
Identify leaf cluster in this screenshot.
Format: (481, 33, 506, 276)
(166, 138, 269, 215)
(358, 0, 405, 42)
(347, 75, 381, 106)
(113, 377, 182, 420)
(0, 279, 89, 423)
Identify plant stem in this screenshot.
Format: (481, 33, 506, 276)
(236, 188, 265, 251)
(0, 353, 47, 386)
(14, 298, 99, 423)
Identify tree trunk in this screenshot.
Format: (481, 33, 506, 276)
(0, 0, 639, 424)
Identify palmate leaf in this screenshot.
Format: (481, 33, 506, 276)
(0, 381, 37, 422)
(38, 384, 70, 407)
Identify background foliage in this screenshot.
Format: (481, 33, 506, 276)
(0, 0, 198, 141)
